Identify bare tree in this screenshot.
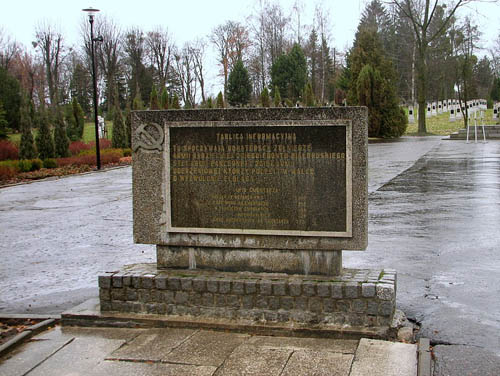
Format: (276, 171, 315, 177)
(95, 17, 123, 111)
(189, 39, 207, 104)
(34, 21, 65, 106)
(174, 45, 197, 107)
(391, 0, 480, 133)
(0, 28, 20, 72)
(210, 21, 251, 96)
(146, 27, 174, 89)
(123, 27, 147, 103)
(263, 3, 290, 67)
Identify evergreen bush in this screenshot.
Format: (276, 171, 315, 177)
(54, 109, 70, 158)
(36, 108, 55, 160)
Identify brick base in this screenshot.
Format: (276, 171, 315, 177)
(98, 264, 396, 328)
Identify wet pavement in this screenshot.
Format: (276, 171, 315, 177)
(0, 325, 417, 376)
(2, 136, 500, 374)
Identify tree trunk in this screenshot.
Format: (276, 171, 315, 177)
(416, 45, 427, 134)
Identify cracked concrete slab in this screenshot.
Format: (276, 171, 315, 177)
(247, 335, 358, 354)
(349, 339, 417, 376)
(92, 360, 217, 376)
(163, 330, 250, 367)
(281, 350, 354, 376)
(107, 328, 197, 362)
(215, 344, 292, 376)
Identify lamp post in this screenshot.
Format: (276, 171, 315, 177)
(83, 7, 102, 169)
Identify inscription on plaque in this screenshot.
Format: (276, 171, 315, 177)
(166, 124, 352, 237)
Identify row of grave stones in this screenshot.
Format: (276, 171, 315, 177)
(407, 99, 489, 123)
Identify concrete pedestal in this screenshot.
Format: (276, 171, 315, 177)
(157, 246, 342, 276)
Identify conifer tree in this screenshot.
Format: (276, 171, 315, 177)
(54, 108, 70, 157)
(124, 103, 132, 148)
(261, 88, 270, 108)
(227, 60, 252, 107)
(64, 104, 78, 141)
(132, 89, 144, 110)
(150, 85, 160, 110)
(160, 87, 169, 109)
(216, 92, 224, 108)
(347, 29, 406, 137)
(19, 98, 37, 160)
(35, 107, 55, 160)
(112, 103, 127, 148)
(73, 98, 85, 139)
(206, 97, 213, 109)
(273, 86, 281, 107)
(0, 101, 8, 140)
(172, 94, 180, 109)
(303, 83, 316, 107)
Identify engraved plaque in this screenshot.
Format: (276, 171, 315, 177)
(166, 123, 352, 237)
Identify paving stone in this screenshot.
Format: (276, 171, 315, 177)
(247, 336, 358, 353)
(216, 345, 292, 376)
(164, 330, 249, 367)
(107, 328, 195, 362)
(281, 350, 353, 376)
(350, 339, 417, 376)
(92, 361, 216, 376)
(17, 328, 129, 376)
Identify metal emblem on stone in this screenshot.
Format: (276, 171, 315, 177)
(133, 122, 164, 152)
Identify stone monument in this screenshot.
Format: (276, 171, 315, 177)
(96, 107, 396, 332)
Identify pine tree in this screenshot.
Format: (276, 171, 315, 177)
(303, 83, 316, 106)
(124, 103, 132, 148)
(132, 89, 144, 110)
(64, 104, 78, 141)
(19, 98, 37, 160)
(150, 85, 160, 110)
(347, 29, 406, 137)
(216, 92, 224, 108)
(35, 107, 55, 160)
(261, 88, 270, 107)
(0, 101, 8, 140)
(172, 94, 180, 109)
(112, 103, 127, 148)
(273, 86, 281, 107)
(160, 87, 169, 109)
(73, 98, 85, 139)
(54, 108, 70, 157)
(227, 60, 252, 107)
(206, 97, 213, 109)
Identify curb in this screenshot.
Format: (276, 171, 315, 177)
(417, 338, 432, 376)
(0, 318, 58, 357)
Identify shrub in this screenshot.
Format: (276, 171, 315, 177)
(0, 140, 19, 161)
(18, 159, 32, 172)
(78, 148, 124, 158)
(43, 158, 58, 169)
(123, 148, 132, 157)
(88, 138, 111, 150)
(69, 141, 91, 155)
(57, 150, 122, 168)
(0, 165, 16, 180)
(31, 158, 43, 171)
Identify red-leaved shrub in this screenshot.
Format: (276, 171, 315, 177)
(57, 151, 122, 167)
(0, 140, 19, 161)
(88, 138, 112, 150)
(0, 165, 17, 180)
(69, 141, 92, 155)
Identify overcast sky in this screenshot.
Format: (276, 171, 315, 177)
(2, 0, 499, 96)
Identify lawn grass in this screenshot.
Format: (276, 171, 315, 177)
(8, 121, 114, 145)
(405, 109, 497, 136)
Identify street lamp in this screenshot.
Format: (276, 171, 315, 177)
(82, 7, 102, 169)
